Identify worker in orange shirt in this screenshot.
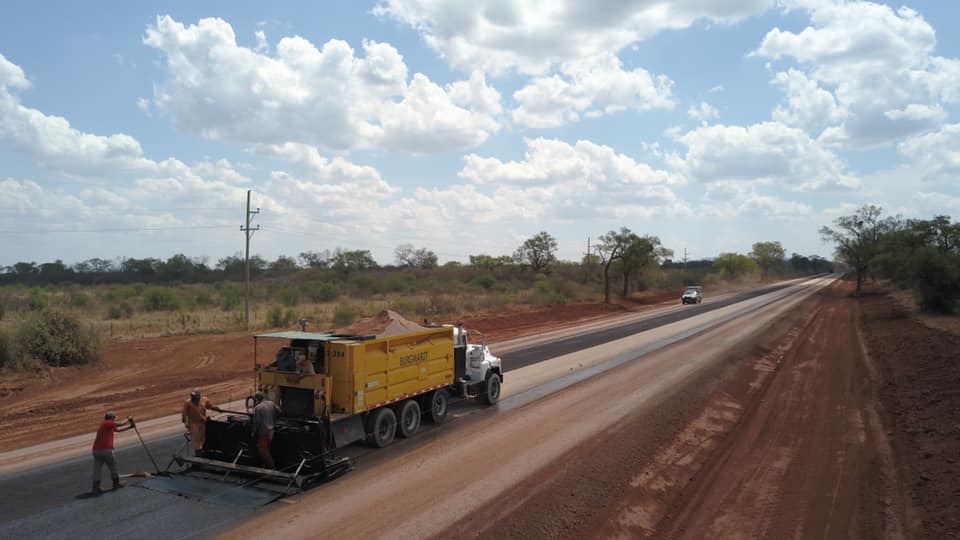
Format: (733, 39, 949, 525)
(181, 388, 222, 456)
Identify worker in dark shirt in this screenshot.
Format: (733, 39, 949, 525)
(250, 391, 281, 469)
(91, 411, 135, 494)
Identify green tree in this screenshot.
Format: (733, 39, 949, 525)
(596, 227, 633, 303)
(820, 205, 900, 295)
(394, 244, 439, 269)
(873, 216, 960, 313)
(750, 241, 786, 281)
(268, 255, 299, 275)
(469, 254, 513, 271)
(298, 250, 332, 268)
(513, 231, 559, 273)
(330, 249, 378, 277)
(714, 253, 758, 280)
(620, 235, 672, 296)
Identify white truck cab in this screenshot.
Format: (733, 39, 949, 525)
(450, 324, 503, 404)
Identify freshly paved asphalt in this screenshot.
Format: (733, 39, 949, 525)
(0, 278, 819, 539)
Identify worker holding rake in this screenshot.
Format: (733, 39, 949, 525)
(91, 411, 135, 494)
(181, 388, 222, 456)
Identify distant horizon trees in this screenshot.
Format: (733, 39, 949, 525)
(1, 233, 836, 290)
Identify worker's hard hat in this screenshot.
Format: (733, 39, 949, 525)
(190, 388, 201, 398)
(253, 391, 265, 402)
(104, 411, 116, 419)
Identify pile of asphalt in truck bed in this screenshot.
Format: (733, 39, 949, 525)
(335, 309, 427, 338)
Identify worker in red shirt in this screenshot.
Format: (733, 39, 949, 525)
(91, 411, 134, 494)
(181, 388, 222, 456)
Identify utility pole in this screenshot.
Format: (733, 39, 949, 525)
(241, 190, 260, 330)
(683, 248, 689, 269)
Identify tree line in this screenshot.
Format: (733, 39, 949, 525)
(1, 229, 830, 300)
(821, 205, 960, 313)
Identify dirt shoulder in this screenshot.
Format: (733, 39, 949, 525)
(861, 288, 960, 538)
(445, 281, 912, 539)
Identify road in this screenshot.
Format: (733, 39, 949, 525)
(0, 276, 832, 539)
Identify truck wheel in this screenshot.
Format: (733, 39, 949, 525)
(367, 407, 397, 448)
(480, 373, 501, 405)
(397, 399, 421, 438)
(427, 389, 449, 424)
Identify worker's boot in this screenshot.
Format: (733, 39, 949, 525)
(91, 481, 102, 495)
(111, 476, 125, 490)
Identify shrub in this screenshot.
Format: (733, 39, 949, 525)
(281, 285, 300, 307)
(69, 291, 91, 307)
(267, 306, 297, 328)
(387, 274, 416, 293)
(27, 288, 48, 311)
(142, 287, 181, 311)
(911, 248, 960, 314)
(304, 281, 339, 303)
(220, 283, 241, 311)
(0, 330, 12, 368)
(531, 281, 565, 307)
(193, 291, 214, 307)
(332, 303, 356, 326)
(16, 310, 100, 367)
(106, 302, 134, 320)
(472, 274, 496, 289)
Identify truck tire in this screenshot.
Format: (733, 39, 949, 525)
(397, 399, 421, 438)
(480, 373, 501, 405)
(367, 407, 397, 448)
(426, 389, 449, 424)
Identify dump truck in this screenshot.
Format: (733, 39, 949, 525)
(172, 323, 502, 488)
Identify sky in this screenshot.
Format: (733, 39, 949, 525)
(1, 0, 958, 267)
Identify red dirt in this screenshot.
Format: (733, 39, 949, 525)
(0, 302, 629, 452)
(447, 281, 919, 539)
(861, 288, 960, 538)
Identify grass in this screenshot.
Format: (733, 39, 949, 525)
(0, 263, 777, 342)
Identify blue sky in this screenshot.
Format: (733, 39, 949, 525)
(1, 1, 958, 267)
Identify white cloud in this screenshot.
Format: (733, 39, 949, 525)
(701, 180, 812, 218)
(136, 97, 151, 116)
(374, 0, 775, 75)
(254, 30, 268, 53)
(897, 123, 960, 183)
(143, 15, 502, 153)
(0, 54, 155, 176)
(756, 1, 960, 147)
(770, 69, 841, 133)
(253, 142, 392, 187)
(687, 101, 719, 122)
(912, 191, 960, 216)
(512, 53, 674, 128)
(455, 137, 689, 221)
(670, 121, 858, 191)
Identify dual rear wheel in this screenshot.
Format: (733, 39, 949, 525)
(366, 389, 449, 448)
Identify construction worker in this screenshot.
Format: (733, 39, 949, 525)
(181, 388, 222, 456)
(250, 391, 281, 469)
(91, 411, 134, 494)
